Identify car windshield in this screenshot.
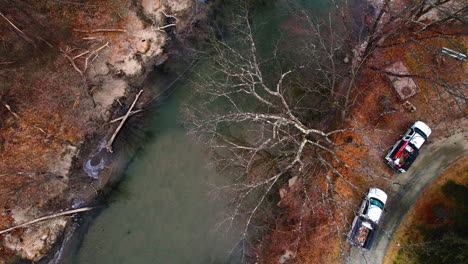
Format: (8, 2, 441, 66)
(369, 198, 384, 209)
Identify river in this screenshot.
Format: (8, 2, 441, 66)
(60, 81, 236, 263)
(58, 1, 332, 263)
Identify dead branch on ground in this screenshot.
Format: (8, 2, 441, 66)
(73, 28, 126, 33)
(60, 42, 109, 77)
(106, 90, 144, 153)
(82, 42, 109, 71)
(161, 10, 178, 20)
(0, 11, 36, 47)
(73, 50, 90, 60)
(61, 47, 84, 77)
(36, 36, 53, 47)
(109, 109, 144, 123)
(158, 24, 177, 31)
(0, 207, 94, 235)
(83, 36, 104, 41)
(4, 104, 19, 119)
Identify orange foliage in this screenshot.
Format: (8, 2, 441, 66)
(260, 22, 466, 264)
(0, 0, 127, 218)
(257, 178, 342, 263)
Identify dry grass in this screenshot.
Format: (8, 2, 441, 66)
(382, 157, 468, 264)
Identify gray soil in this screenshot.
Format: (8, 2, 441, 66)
(345, 131, 467, 264)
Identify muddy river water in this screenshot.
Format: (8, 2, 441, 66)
(59, 1, 333, 263)
(61, 85, 236, 263)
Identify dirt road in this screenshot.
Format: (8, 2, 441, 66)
(345, 132, 467, 264)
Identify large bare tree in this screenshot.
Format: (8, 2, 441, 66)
(184, 0, 466, 262)
(183, 6, 392, 260)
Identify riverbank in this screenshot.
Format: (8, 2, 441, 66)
(0, 1, 212, 262)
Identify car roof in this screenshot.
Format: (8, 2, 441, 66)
(412, 121, 431, 138)
(367, 206, 383, 223)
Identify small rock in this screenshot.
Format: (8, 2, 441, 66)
(279, 250, 296, 264)
(288, 176, 298, 187)
(72, 199, 84, 209)
(279, 188, 287, 199)
(3, 217, 67, 261)
(434, 54, 446, 65)
(136, 39, 151, 54)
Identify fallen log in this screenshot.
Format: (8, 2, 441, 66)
(109, 109, 143, 124)
(4, 104, 20, 119)
(73, 50, 90, 60)
(73, 28, 126, 33)
(0, 12, 36, 47)
(0, 207, 94, 235)
(106, 90, 144, 153)
(157, 24, 176, 31)
(83, 36, 103, 40)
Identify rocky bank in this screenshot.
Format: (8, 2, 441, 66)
(0, 0, 210, 262)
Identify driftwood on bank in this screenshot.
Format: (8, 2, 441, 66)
(157, 24, 176, 31)
(0, 207, 94, 235)
(109, 109, 143, 123)
(73, 28, 126, 33)
(61, 49, 84, 77)
(4, 104, 20, 119)
(106, 89, 144, 153)
(0, 11, 36, 47)
(61, 42, 109, 78)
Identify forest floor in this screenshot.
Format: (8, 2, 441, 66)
(292, 18, 467, 264)
(336, 21, 467, 264)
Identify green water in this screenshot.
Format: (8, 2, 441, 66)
(61, 83, 237, 264)
(61, 1, 334, 263)
(74, 137, 231, 263)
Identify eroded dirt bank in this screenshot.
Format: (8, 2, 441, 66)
(0, 0, 211, 262)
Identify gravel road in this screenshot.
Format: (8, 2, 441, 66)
(345, 132, 467, 264)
